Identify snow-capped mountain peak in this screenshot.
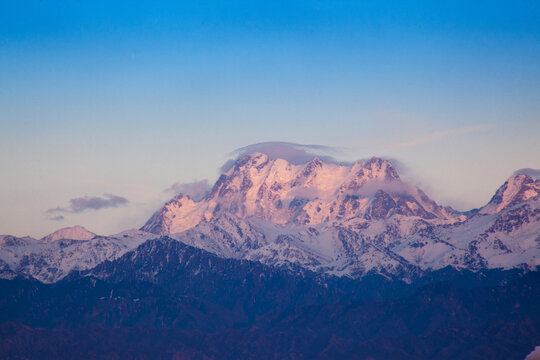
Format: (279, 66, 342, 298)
(42, 225, 96, 242)
(359, 156, 400, 182)
(480, 174, 540, 214)
(142, 154, 460, 235)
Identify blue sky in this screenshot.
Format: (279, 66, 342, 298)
(1, 1, 539, 237)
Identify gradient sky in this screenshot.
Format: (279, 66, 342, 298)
(1, 1, 539, 238)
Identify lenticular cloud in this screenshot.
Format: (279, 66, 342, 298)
(221, 141, 344, 172)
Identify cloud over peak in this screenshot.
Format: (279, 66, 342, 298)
(221, 141, 346, 172)
(512, 168, 540, 179)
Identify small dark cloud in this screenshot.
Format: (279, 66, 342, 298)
(49, 216, 65, 221)
(512, 168, 540, 179)
(221, 141, 349, 172)
(46, 194, 129, 214)
(164, 179, 211, 201)
(45, 206, 67, 214)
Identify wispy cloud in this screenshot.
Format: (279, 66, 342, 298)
(46, 194, 129, 214)
(165, 179, 212, 201)
(382, 124, 494, 150)
(49, 215, 65, 221)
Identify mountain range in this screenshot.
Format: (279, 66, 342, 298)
(1, 153, 539, 282)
